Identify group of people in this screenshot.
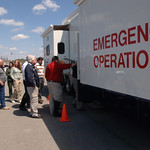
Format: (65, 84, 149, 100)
(0, 55, 79, 118)
(0, 55, 45, 118)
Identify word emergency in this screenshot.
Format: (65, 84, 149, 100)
(93, 22, 149, 69)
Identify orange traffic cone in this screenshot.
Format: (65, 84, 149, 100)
(47, 94, 50, 101)
(59, 104, 70, 122)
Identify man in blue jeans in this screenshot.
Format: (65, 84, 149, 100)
(0, 59, 9, 110)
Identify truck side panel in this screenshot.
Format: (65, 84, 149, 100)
(78, 0, 150, 100)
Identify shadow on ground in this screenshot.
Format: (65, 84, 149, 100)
(13, 103, 30, 117)
(39, 87, 150, 150)
(10, 85, 150, 150)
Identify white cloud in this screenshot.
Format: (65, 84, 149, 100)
(10, 47, 17, 51)
(11, 34, 29, 40)
(32, 4, 46, 15)
(0, 19, 24, 26)
(0, 7, 8, 16)
(19, 51, 27, 54)
(32, 0, 60, 15)
(42, 0, 60, 12)
(31, 26, 45, 33)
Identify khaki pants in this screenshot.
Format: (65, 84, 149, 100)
(27, 87, 38, 117)
(47, 81, 62, 115)
(12, 79, 22, 101)
(47, 82, 62, 102)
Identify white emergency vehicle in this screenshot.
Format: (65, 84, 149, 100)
(42, 0, 150, 119)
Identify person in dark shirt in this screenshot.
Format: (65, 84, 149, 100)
(25, 55, 41, 118)
(45, 56, 76, 117)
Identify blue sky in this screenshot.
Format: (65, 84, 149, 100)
(0, 0, 77, 60)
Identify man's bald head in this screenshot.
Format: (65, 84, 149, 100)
(28, 55, 37, 65)
(0, 59, 4, 67)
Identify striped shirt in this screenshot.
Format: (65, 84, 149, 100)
(35, 62, 44, 78)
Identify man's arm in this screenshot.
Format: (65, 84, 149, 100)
(0, 80, 4, 86)
(58, 63, 77, 70)
(58, 63, 72, 70)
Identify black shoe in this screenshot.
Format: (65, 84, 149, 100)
(32, 114, 42, 119)
(19, 107, 28, 111)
